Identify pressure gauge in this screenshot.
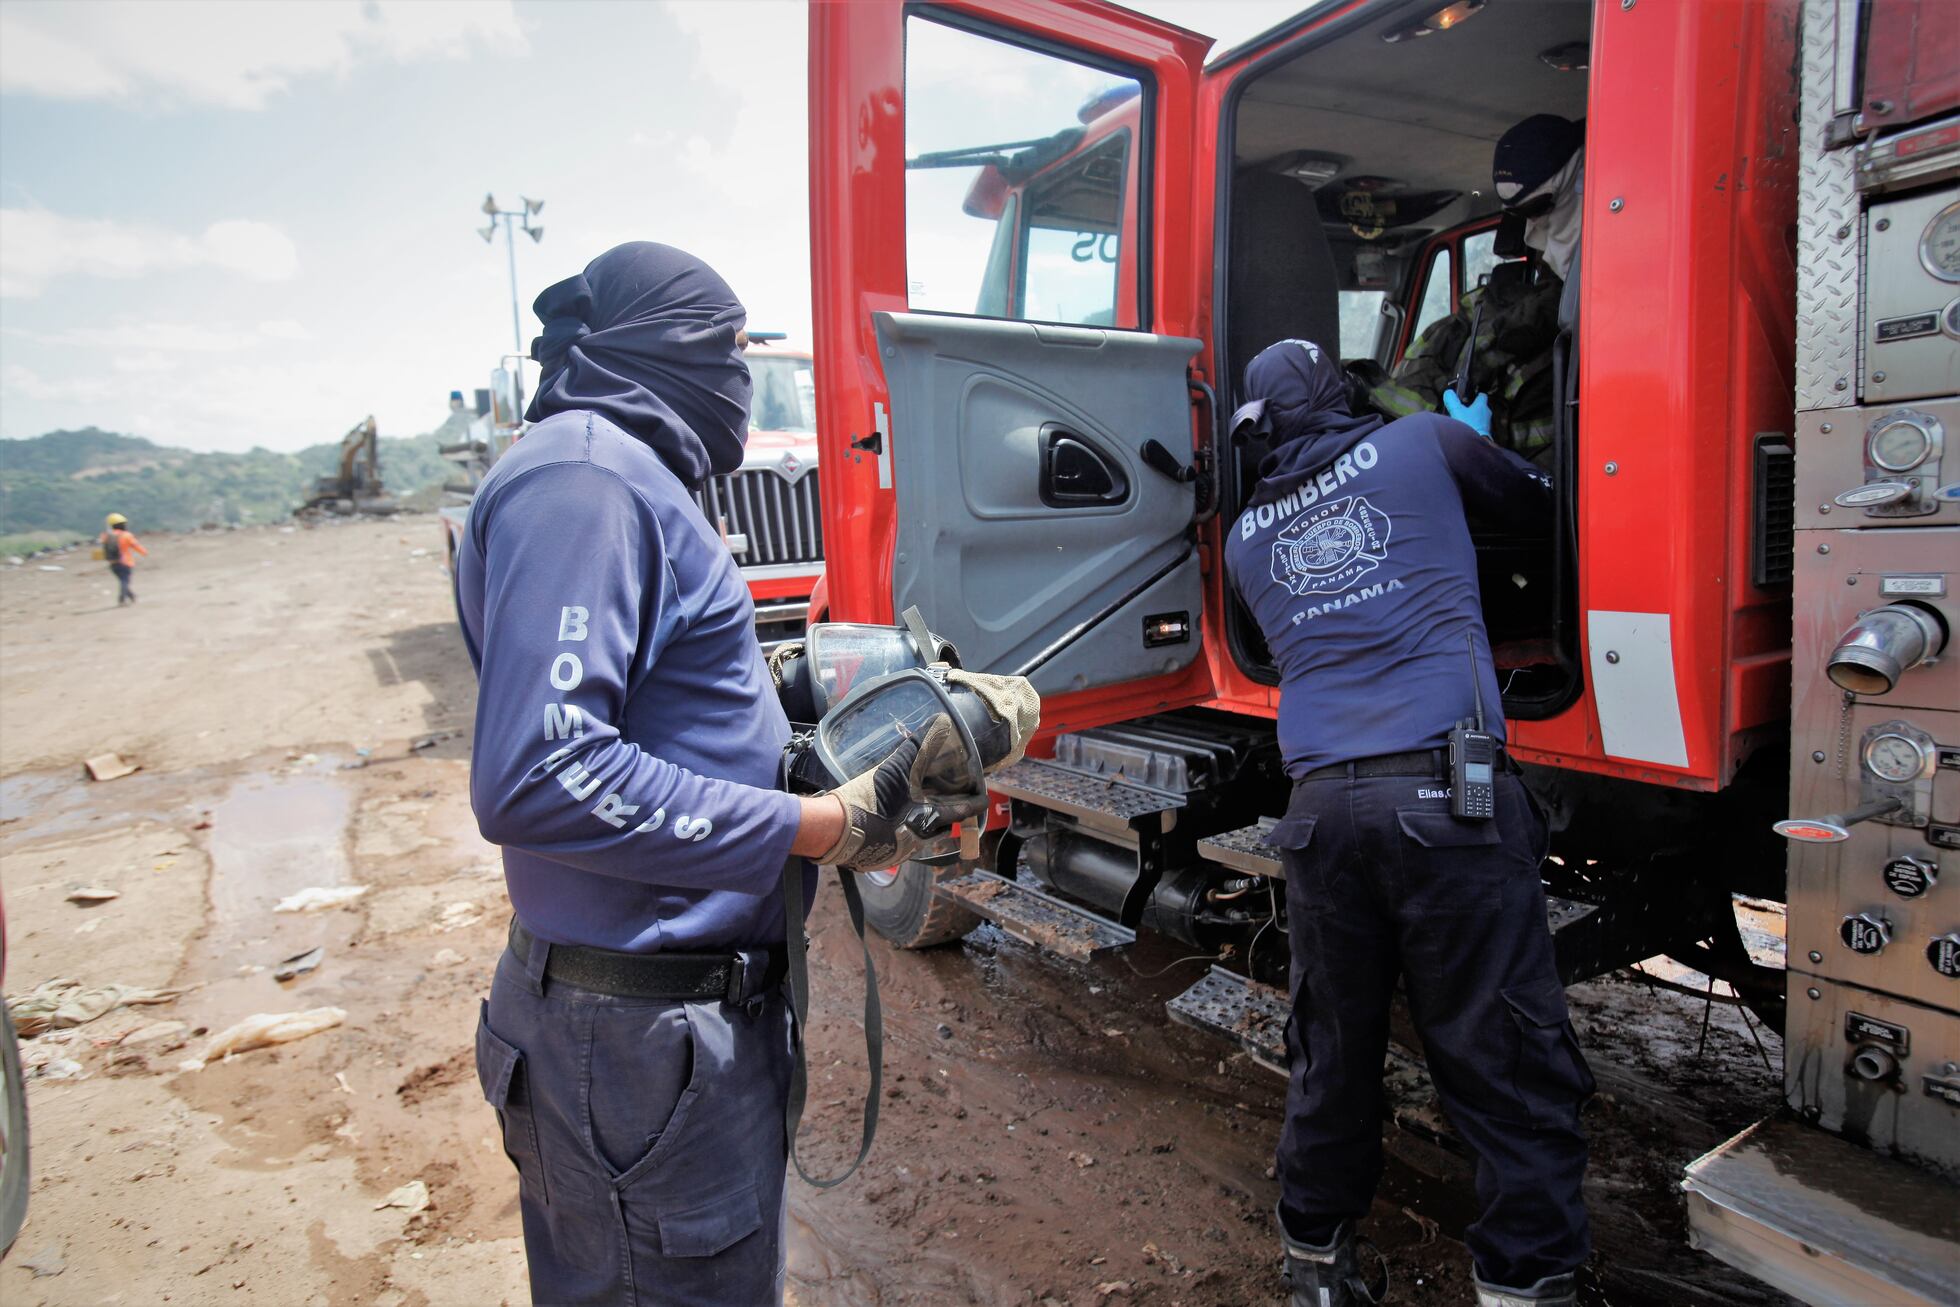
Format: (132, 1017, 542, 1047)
(1864, 731, 1930, 783)
(1866, 411, 1939, 473)
(1924, 200, 1960, 283)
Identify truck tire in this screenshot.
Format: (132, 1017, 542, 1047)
(858, 860, 980, 949)
(0, 1003, 29, 1257)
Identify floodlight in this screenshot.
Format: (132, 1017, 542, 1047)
(478, 225, 496, 243)
(482, 192, 498, 215)
(523, 196, 544, 215)
(527, 225, 545, 244)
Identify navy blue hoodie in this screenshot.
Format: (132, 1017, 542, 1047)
(1223, 339, 1551, 777)
(455, 243, 803, 952)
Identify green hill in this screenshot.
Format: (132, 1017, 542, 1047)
(0, 423, 454, 547)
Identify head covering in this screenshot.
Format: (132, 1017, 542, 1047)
(525, 242, 752, 487)
(105, 512, 127, 528)
(1492, 114, 1584, 208)
(1520, 148, 1585, 280)
(1232, 339, 1384, 506)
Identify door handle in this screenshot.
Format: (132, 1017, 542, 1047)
(1039, 424, 1129, 507)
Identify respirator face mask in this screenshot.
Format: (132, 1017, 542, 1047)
(777, 617, 1017, 851)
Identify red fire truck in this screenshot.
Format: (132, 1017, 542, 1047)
(808, 1, 1957, 1300)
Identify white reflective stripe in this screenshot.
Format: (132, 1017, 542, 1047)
(1587, 610, 1689, 768)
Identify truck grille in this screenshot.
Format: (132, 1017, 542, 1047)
(696, 469, 823, 566)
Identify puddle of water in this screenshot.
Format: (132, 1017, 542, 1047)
(205, 773, 353, 955)
(0, 768, 191, 842)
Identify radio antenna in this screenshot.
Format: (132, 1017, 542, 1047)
(1466, 631, 1486, 733)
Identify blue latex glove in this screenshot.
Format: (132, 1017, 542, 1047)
(1443, 389, 1492, 439)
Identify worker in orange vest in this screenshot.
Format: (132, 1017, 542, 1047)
(99, 513, 148, 606)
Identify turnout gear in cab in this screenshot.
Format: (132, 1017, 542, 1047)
(1225, 339, 1592, 1297)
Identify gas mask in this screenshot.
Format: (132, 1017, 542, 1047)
(775, 611, 1034, 857)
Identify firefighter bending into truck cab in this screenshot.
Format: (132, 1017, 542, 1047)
(1225, 340, 1592, 1307)
(1368, 114, 1584, 466)
(452, 242, 1007, 1305)
(100, 512, 148, 606)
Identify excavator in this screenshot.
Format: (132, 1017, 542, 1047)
(299, 416, 398, 516)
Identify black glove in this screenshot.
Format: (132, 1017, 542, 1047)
(816, 715, 966, 869)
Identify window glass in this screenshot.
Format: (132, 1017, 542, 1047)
(1338, 290, 1387, 361)
(1409, 247, 1454, 346)
(748, 355, 817, 434)
(1461, 229, 1503, 292)
(905, 17, 1143, 328)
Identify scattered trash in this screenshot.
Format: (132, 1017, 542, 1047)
(374, 1179, 431, 1214)
(436, 901, 481, 931)
(411, 730, 460, 751)
(272, 946, 325, 981)
(18, 1244, 65, 1277)
(1067, 1151, 1096, 1169)
(25, 1055, 86, 1081)
(38, 564, 64, 572)
(120, 1020, 189, 1045)
(409, 548, 429, 558)
(430, 948, 464, 967)
(8, 977, 188, 1037)
(182, 1006, 346, 1069)
(274, 885, 368, 913)
(334, 1071, 355, 1094)
(66, 886, 120, 904)
(73, 918, 101, 934)
(83, 752, 138, 781)
(1093, 1282, 1131, 1298)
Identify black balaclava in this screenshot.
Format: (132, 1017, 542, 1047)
(1237, 339, 1383, 506)
(525, 242, 752, 489)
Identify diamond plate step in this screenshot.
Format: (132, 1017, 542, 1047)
(988, 758, 1183, 836)
(1198, 818, 1281, 877)
(1166, 966, 1289, 1073)
(938, 870, 1134, 961)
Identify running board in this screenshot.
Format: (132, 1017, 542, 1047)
(1684, 1115, 1960, 1306)
(1198, 819, 1281, 877)
(937, 870, 1134, 961)
(988, 758, 1184, 840)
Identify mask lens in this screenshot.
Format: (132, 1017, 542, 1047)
(805, 623, 931, 712)
(814, 671, 981, 797)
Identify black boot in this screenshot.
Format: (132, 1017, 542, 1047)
(1473, 1273, 1576, 1307)
(1281, 1216, 1387, 1307)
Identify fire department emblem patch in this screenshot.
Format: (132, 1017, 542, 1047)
(1271, 495, 1391, 597)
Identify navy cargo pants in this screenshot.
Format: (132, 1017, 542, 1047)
(1272, 769, 1593, 1288)
(476, 939, 795, 1306)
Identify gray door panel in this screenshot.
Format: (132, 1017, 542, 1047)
(874, 312, 1203, 694)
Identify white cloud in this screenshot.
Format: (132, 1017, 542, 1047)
(0, 0, 527, 110)
(257, 319, 312, 341)
(0, 362, 111, 404)
(0, 210, 298, 298)
(11, 321, 262, 352)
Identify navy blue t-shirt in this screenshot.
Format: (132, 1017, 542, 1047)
(1224, 411, 1550, 778)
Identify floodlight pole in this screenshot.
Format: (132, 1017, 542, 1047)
(476, 195, 545, 355)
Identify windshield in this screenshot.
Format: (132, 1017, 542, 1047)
(749, 355, 817, 434)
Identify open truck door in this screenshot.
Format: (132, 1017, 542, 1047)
(809, 0, 1215, 729)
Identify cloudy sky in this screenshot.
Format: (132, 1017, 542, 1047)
(0, 0, 1300, 453)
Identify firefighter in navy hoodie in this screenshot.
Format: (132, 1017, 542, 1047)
(453, 243, 1006, 1305)
(1223, 340, 1591, 1307)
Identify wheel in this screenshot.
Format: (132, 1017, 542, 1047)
(858, 860, 980, 949)
(0, 1003, 29, 1257)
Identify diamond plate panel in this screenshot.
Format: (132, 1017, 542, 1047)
(1197, 819, 1282, 877)
(1797, 0, 1862, 412)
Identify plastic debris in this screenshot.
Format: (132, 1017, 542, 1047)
(182, 1006, 346, 1069)
(38, 564, 64, 572)
(436, 902, 481, 931)
(374, 1179, 431, 1214)
(272, 947, 325, 981)
(19, 1244, 65, 1277)
(83, 752, 138, 781)
(430, 948, 464, 967)
(8, 977, 187, 1037)
(120, 1020, 189, 1045)
(66, 886, 120, 904)
(274, 885, 368, 913)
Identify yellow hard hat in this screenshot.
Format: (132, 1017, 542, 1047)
(105, 512, 127, 527)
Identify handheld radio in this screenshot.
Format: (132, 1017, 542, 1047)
(1448, 632, 1499, 820)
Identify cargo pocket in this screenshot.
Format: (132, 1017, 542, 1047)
(1395, 808, 1503, 848)
(476, 1000, 548, 1203)
(1499, 976, 1596, 1128)
(657, 1181, 762, 1258)
(1268, 784, 1320, 850)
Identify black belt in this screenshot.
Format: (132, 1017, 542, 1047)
(1302, 747, 1508, 782)
(508, 918, 784, 1004)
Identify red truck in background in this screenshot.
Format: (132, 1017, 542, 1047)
(438, 339, 826, 648)
(808, 1, 1958, 1301)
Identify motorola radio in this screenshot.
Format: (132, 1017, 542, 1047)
(1448, 632, 1498, 820)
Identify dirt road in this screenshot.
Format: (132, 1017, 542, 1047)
(1, 518, 1792, 1305)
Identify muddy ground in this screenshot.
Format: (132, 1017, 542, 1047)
(0, 516, 1794, 1306)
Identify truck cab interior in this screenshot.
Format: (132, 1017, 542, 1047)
(1218, 0, 1593, 719)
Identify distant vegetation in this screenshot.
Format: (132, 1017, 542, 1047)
(0, 424, 454, 546)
